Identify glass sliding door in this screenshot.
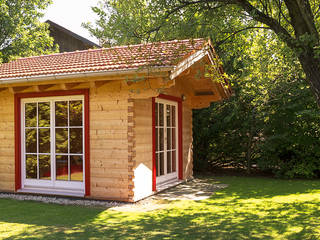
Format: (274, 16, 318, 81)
(155, 98, 178, 184)
(21, 96, 85, 194)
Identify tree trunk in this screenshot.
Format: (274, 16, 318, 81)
(298, 52, 320, 106)
(283, 0, 320, 105)
(246, 132, 252, 174)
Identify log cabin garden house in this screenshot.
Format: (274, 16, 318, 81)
(0, 38, 231, 202)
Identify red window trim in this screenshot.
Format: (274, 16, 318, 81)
(152, 94, 183, 191)
(14, 89, 91, 196)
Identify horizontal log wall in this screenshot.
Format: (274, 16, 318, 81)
(89, 86, 130, 201)
(132, 98, 153, 201)
(182, 105, 193, 179)
(0, 74, 194, 200)
(0, 91, 15, 191)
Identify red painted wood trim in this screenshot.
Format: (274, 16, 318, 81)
(14, 89, 90, 196)
(178, 101, 183, 180)
(158, 94, 182, 103)
(14, 95, 21, 191)
(152, 97, 156, 191)
(14, 89, 87, 99)
(84, 89, 90, 196)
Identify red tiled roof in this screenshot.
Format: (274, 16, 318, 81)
(0, 38, 207, 80)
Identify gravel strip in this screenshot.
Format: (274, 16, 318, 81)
(0, 178, 228, 211)
(0, 192, 125, 208)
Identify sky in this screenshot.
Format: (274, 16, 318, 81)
(43, 0, 100, 44)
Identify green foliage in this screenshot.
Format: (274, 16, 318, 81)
(1, 176, 320, 239)
(84, 0, 254, 47)
(86, 0, 320, 178)
(0, 0, 57, 63)
(194, 30, 320, 178)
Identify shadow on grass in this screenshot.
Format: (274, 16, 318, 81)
(1, 176, 319, 239)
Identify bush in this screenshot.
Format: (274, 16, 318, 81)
(193, 78, 320, 178)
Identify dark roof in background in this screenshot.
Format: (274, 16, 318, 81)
(46, 20, 101, 48)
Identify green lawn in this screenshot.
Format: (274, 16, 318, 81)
(0, 176, 319, 240)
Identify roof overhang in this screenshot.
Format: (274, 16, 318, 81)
(0, 66, 173, 85)
(170, 45, 211, 80)
(168, 43, 232, 108)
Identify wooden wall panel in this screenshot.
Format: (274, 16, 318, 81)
(182, 104, 193, 179)
(133, 98, 153, 201)
(89, 87, 130, 201)
(0, 91, 15, 191)
(0, 74, 195, 201)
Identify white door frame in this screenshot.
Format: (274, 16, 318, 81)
(20, 95, 85, 195)
(155, 97, 179, 185)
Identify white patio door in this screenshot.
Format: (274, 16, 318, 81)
(21, 95, 85, 195)
(155, 98, 178, 184)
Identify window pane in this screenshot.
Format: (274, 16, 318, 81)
(69, 101, 82, 126)
(166, 105, 171, 127)
(172, 106, 176, 127)
(167, 128, 171, 150)
(25, 103, 37, 127)
(159, 128, 164, 151)
(38, 102, 50, 127)
(55, 101, 68, 127)
(159, 103, 164, 126)
(39, 128, 50, 153)
(70, 128, 83, 153)
(55, 128, 68, 153)
(172, 150, 176, 172)
(167, 151, 172, 174)
(26, 154, 37, 179)
(39, 155, 51, 180)
(155, 128, 158, 152)
(172, 128, 176, 149)
(56, 155, 68, 180)
(25, 129, 37, 153)
(155, 103, 158, 126)
(156, 153, 159, 177)
(160, 152, 164, 176)
(70, 155, 83, 181)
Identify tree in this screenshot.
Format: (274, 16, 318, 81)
(85, 0, 320, 105)
(84, 0, 320, 177)
(194, 30, 320, 178)
(0, 0, 56, 63)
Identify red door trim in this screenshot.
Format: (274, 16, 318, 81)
(14, 89, 90, 196)
(152, 94, 183, 191)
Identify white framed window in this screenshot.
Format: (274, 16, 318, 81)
(155, 98, 178, 184)
(21, 95, 85, 195)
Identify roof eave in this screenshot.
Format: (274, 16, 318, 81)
(0, 66, 173, 85)
(170, 45, 211, 80)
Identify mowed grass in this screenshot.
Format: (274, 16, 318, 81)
(0, 176, 319, 240)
